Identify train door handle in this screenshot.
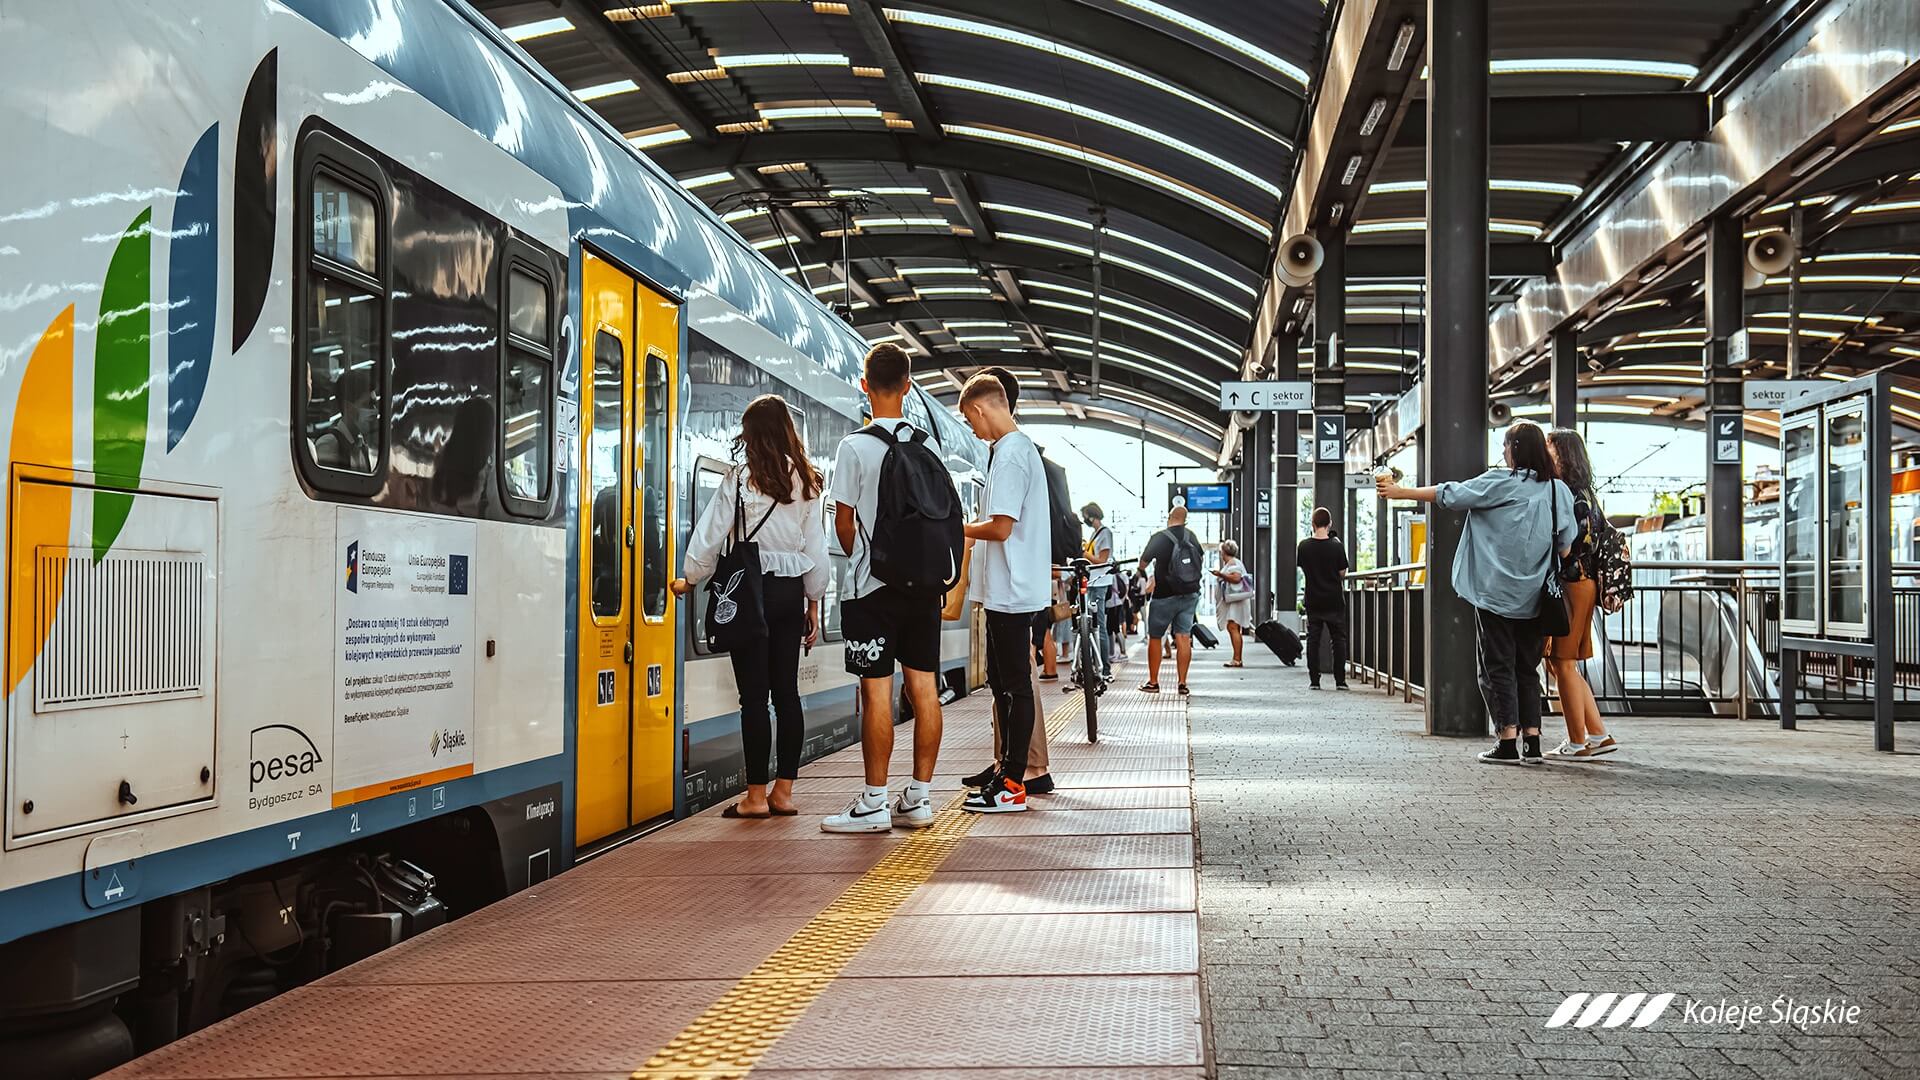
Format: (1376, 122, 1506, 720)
(625, 525, 635, 546)
(118, 781, 138, 807)
(624, 641, 634, 663)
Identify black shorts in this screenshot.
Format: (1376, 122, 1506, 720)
(841, 586, 943, 678)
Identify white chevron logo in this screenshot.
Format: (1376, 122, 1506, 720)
(1544, 992, 1676, 1030)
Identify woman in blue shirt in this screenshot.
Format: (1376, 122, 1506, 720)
(1377, 422, 1576, 764)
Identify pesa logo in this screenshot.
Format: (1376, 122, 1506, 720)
(250, 725, 324, 791)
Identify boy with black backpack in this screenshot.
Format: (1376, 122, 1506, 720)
(820, 344, 965, 834)
(1138, 503, 1204, 696)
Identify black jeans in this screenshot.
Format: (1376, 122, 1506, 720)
(985, 609, 1040, 777)
(1475, 607, 1545, 735)
(1307, 610, 1348, 685)
(730, 574, 806, 784)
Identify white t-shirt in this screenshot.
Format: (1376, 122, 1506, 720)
(830, 417, 913, 601)
(1086, 523, 1115, 587)
(968, 429, 1052, 613)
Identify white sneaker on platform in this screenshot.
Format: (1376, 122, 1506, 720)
(821, 794, 892, 833)
(891, 790, 933, 829)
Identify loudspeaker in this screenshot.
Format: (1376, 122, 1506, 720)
(1488, 400, 1513, 426)
(1277, 234, 1325, 288)
(1746, 231, 1795, 276)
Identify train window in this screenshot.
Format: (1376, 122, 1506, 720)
(589, 331, 625, 620)
(640, 352, 671, 620)
(501, 264, 553, 508)
(312, 176, 378, 274)
(298, 161, 387, 491)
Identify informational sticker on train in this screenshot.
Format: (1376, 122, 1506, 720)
(334, 508, 478, 806)
(596, 669, 616, 705)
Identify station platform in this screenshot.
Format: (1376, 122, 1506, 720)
(107, 664, 1205, 1080)
(104, 650, 1918, 1080)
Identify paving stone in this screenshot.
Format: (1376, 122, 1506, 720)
(1187, 658, 1920, 1080)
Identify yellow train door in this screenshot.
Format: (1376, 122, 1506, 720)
(629, 286, 678, 827)
(575, 252, 678, 846)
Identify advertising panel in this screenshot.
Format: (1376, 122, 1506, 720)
(333, 509, 479, 806)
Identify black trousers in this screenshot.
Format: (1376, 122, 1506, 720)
(1307, 610, 1349, 685)
(1475, 607, 1545, 735)
(985, 609, 1040, 777)
(730, 574, 806, 785)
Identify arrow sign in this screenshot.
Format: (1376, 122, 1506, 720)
(1314, 413, 1346, 463)
(1218, 381, 1311, 411)
(1710, 412, 1742, 465)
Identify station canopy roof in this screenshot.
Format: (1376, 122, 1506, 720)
(475, 0, 1329, 455)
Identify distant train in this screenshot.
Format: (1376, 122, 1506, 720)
(0, 1, 983, 1072)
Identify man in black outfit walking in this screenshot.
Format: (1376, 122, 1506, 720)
(1297, 507, 1350, 690)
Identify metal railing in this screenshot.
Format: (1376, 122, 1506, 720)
(1339, 560, 1920, 720)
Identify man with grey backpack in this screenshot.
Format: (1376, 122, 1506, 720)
(1136, 502, 1204, 696)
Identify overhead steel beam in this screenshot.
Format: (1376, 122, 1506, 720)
(848, 0, 942, 139)
(781, 234, 1251, 340)
(898, 0, 1304, 137)
(1394, 93, 1712, 146)
(652, 132, 1271, 268)
(1237, 0, 1428, 467)
(938, 169, 994, 241)
(554, 0, 714, 143)
(1347, 243, 1553, 277)
(912, 353, 1218, 420)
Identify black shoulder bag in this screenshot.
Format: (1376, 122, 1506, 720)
(705, 471, 778, 651)
(1536, 478, 1572, 638)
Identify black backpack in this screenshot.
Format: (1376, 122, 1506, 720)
(856, 424, 964, 595)
(1161, 526, 1204, 593)
(1036, 450, 1082, 565)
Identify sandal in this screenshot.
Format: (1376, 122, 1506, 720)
(1223, 661, 1243, 668)
(721, 804, 771, 819)
(769, 806, 798, 817)
(1177, 684, 1190, 696)
(1139, 682, 1161, 693)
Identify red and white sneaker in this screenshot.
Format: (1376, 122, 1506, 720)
(960, 775, 1028, 813)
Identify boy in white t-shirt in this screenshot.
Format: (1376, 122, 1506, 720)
(957, 372, 1051, 814)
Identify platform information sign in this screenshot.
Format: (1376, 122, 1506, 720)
(1218, 381, 1311, 411)
(1743, 381, 1828, 410)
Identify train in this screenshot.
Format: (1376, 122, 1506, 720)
(0, 0, 985, 1071)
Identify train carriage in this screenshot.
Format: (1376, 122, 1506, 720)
(0, 0, 982, 1070)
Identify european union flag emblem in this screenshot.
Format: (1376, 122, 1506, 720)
(448, 554, 469, 595)
(345, 541, 359, 593)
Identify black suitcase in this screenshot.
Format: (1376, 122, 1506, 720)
(1191, 621, 1219, 649)
(1254, 620, 1300, 666)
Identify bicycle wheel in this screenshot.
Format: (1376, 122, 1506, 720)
(1076, 617, 1100, 742)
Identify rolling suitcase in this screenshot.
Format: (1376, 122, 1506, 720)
(1254, 620, 1300, 666)
(1191, 621, 1219, 649)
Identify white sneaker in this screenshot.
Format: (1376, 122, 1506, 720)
(1548, 739, 1596, 760)
(1585, 735, 1619, 756)
(820, 794, 892, 833)
(891, 790, 934, 829)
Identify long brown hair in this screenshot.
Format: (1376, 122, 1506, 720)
(1502, 420, 1557, 480)
(735, 394, 821, 504)
(1546, 428, 1595, 500)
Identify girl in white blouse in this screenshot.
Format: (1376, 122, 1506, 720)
(671, 395, 828, 818)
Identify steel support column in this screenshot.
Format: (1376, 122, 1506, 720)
(1275, 408, 1300, 619)
(1423, 0, 1490, 738)
(1315, 232, 1348, 540)
(1551, 328, 1579, 431)
(1704, 215, 1745, 561)
(1252, 412, 1274, 622)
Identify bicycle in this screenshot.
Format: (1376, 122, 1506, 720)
(1055, 558, 1118, 743)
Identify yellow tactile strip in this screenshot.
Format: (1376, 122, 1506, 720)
(633, 695, 1080, 1080)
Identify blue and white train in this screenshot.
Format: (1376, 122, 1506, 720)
(0, 1, 983, 1070)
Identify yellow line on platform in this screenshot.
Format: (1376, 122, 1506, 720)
(632, 689, 1090, 1079)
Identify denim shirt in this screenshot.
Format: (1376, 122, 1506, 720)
(1435, 468, 1577, 619)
